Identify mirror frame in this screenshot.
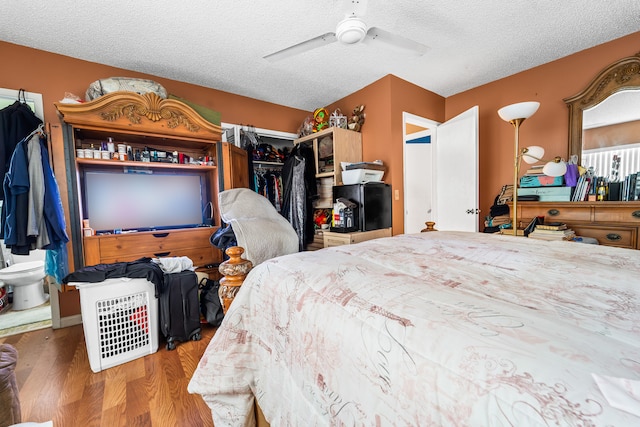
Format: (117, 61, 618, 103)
(564, 52, 640, 165)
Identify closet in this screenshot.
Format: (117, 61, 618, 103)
(222, 124, 296, 212)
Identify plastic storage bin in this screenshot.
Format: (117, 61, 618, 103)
(74, 278, 159, 373)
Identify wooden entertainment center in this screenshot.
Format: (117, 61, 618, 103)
(53, 91, 246, 289)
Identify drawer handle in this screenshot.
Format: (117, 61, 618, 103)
(152, 232, 169, 238)
(632, 210, 640, 219)
(154, 251, 171, 257)
(606, 233, 622, 241)
(547, 209, 560, 216)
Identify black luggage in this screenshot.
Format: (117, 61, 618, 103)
(159, 270, 201, 350)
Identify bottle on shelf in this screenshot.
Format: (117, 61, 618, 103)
(142, 147, 151, 162)
(596, 178, 608, 201)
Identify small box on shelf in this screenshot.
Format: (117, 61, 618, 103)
(517, 186, 572, 202)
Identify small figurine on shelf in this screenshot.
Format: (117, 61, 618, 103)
(348, 104, 366, 132)
(329, 108, 348, 129)
(313, 108, 330, 133)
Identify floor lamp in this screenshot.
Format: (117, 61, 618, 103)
(498, 101, 540, 235)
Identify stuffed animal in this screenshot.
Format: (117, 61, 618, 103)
(298, 115, 315, 137)
(348, 104, 365, 132)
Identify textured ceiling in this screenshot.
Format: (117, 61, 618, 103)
(1, 0, 639, 112)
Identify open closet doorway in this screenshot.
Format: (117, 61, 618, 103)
(403, 107, 479, 234)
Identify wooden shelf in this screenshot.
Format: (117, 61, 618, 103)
(254, 160, 284, 166)
(316, 171, 334, 179)
(75, 158, 216, 170)
(294, 127, 362, 186)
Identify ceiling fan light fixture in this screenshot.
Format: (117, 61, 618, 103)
(336, 17, 367, 44)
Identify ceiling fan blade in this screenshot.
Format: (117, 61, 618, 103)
(365, 27, 429, 56)
(264, 32, 337, 62)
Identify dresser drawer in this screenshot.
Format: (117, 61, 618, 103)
(323, 228, 392, 248)
(324, 233, 352, 247)
(83, 227, 219, 266)
(571, 225, 636, 249)
(593, 206, 640, 224)
(520, 205, 591, 222)
(99, 245, 219, 266)
(96, 228, 214, 258)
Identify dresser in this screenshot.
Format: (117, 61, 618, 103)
(516, 201, 640, 250)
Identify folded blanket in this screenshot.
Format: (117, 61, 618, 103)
(218, 189, 298, 265)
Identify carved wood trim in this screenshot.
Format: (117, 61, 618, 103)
(55, 91, 222, 140)
(564, 52, 640, 164)
(218, 246, 253, 314)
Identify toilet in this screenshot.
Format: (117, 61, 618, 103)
(0, 249, 48, 311)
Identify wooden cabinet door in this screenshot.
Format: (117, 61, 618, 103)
(222, 142, 249, 190)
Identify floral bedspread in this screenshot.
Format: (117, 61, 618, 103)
(188, 231, 640, 426)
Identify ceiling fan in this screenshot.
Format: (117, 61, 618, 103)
(263, 0, 429, 62)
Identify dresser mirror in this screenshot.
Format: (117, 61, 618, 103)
(564, 52, 640, 178)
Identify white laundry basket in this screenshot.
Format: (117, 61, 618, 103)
(74, 278, 159, 373)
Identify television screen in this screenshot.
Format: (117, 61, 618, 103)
(83, 170, 205, 232)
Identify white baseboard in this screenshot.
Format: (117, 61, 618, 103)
(57, 314, 82, 329)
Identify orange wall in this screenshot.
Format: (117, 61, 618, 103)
(327, 75, 444, 233)
(446, 31, 640, 228)
(0, 41, 309, 133)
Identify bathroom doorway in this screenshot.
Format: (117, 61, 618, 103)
(0, 88, 53, 337)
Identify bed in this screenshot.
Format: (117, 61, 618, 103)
(188, 231, 640, 426)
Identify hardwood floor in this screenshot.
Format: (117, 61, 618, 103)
(0, 323, 217, 426)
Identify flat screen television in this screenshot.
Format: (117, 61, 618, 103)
(82, 169, 207, 233)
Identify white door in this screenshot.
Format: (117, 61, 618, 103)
(403, 107, 479, 233)
(433, 106, 479, 232)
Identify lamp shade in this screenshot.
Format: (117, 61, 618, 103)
(497, 101, 540, 122)
(522, 145, 544, 164)
(542, 160, 567, 177)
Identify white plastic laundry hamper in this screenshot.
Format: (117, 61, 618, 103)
(74, 278, 159, 373)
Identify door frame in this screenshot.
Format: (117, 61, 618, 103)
(402, 112, 440, 234)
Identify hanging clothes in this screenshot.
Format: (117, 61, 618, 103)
(254, 167, 284, 211)
(0, 93, 43, 201)
(241, 127, 258, 194)
(2, 137, 30, 253)
(27, 134, 47, 247)
(281, 144, 317, 250)
(3, 130, 68, 256)
(39, 135, 69, 250)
